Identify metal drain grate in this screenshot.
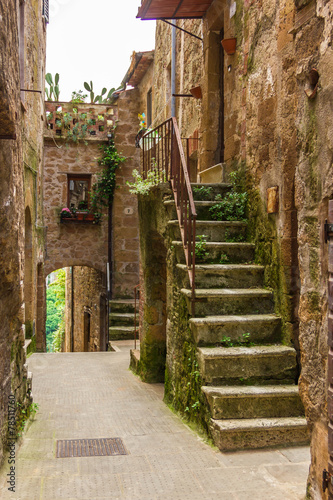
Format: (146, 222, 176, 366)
(56, 438, 128, 458)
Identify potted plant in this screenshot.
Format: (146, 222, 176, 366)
(60, 207, 75, 221)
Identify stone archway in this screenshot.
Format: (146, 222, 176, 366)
(44, 263, 107, 353)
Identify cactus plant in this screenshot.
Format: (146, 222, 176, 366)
(45, 73, 60, 101)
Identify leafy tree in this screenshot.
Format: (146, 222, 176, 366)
(46, 269, 66, 352)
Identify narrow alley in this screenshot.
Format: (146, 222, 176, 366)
(0, 341, 309, 500)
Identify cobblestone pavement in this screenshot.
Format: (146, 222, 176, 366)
(0, 341, 310, 499)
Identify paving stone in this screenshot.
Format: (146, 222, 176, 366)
(0, 342, 310, 499)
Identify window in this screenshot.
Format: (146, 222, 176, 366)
(147, 88, 152, 128)
(67, 175, 91, 211)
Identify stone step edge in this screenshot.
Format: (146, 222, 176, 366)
(165, 200, 233, 206)
(198, 345, 296, 358)
(172, 241, 254, 248)
(190, 313, 280, 326)
(110, 313, 135, 319)
(177, 263, 264, 272)
(168, 220, 247, 226)
(181, 288, 273, 299)
(109, 326, 136, 332)
(202, 385, 300, 398)
(191, 183, 231, 188)
(211, 416, 308, 431)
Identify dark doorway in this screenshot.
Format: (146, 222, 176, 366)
(84, 310, 91, 352)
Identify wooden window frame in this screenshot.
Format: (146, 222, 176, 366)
(67, 174, 91, 211)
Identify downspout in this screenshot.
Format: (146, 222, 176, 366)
(71, 266, 74, 352)
(171, 20, 177, 118)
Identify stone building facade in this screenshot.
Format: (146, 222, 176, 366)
(43, 96, 140, 351)
(0, 0, 46, 467)
(133, 0, 333, 497)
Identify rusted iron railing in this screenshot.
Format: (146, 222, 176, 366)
(141, 117, 197, 315)
(134, 284, 140, 349)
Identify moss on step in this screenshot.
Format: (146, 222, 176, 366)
(164, 293, 210, 436)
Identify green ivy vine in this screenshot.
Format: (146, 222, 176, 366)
(90, 138, 126, 217)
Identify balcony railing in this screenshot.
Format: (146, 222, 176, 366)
(141, 117, 197, 315)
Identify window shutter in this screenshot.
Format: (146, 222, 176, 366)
(43, 0, 49, 24)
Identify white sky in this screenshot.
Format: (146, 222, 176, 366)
(46, 0, 156, 102)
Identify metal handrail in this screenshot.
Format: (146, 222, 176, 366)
(141, 118, 197, 315)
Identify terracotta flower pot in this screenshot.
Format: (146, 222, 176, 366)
(221, 38, 237, 55)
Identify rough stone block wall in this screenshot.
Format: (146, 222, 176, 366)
(113, 90, 141, 298)
(44, 124, 109, 277)
(0, 0, 46, 467)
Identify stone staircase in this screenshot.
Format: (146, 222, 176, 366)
(109, 299, 138, 341)
(166, 183, 308, 451)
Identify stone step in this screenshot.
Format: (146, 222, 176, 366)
(210, 417, 309, 451)
(197, 345, 297, 385)
(181, 288, 274, 316)
(190, 314, 281, 346)
(109, 299, 138, 314)
(202, 385, 304, 419)
(172, 241, 255, 264)
(168, 219, 247, 242)
(165, 200, 235, 220)
(109, 313, 136, 326)
(198, 163, 225, 183)
(191, 183, 231, 200)
(177, 263, 264, 289)
(109, 326, 137, 340)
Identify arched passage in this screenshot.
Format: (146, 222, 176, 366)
(45, 264, 107, 353)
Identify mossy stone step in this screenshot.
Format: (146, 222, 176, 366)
(197, 345, 297, 386)
(177, 263, 264, 289)
(189, 313, 281, 345)
(181, 288, 274, 316)
(109, 300, 138, 314)
(210, 417, 309, 451)
(165, 199, 237, 220)
(172, 241, 255, 264)
(191, 183, 231, 200)
(109, 313, 135, 326)
(109, 326, 136, 340)
(168, 219, 247, 242)
(202, 385, 304, 419)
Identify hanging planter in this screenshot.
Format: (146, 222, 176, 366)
(221, 38, 237, 55)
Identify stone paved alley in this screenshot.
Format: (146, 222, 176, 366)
(0, 341, 310, 499)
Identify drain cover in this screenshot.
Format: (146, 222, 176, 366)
(56, 438, 128, 458)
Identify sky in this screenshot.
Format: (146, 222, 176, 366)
(46, 0, 156, 102)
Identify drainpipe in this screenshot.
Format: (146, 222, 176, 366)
(71, 266, 74, 352)
(171, 20, 177, 118)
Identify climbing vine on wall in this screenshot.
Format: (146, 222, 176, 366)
(90, 138, 126, 216)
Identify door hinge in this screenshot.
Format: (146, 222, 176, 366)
(323, 469, 332, 492)
(325, 220, 333, 243)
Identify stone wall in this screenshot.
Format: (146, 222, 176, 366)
(0, 0, 46, 468)
(202, 1, 332, 496)
(133, 0, 333, 496)
(113, 90, 141, 298)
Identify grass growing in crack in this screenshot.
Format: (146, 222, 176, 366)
(220, 333, 255, 347)
(192, 185, 213, 200)
(195, 235, 209, 261)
